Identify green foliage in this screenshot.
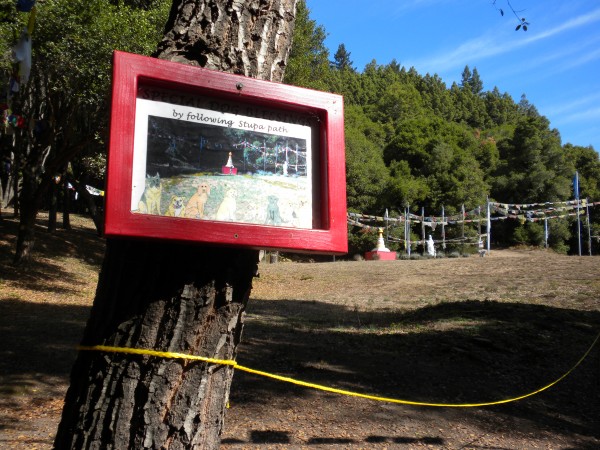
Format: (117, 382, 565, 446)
(547, 219, 571, 254)
(424, 142, 489, 210)
(386, 159, 429, 209)
(347, 226, 377, 255)
(374, 82, 425, 123)
(344, 106, 390, 212)
(0, 1, 23, 73)
(512, 221, 544, 247)
(472, 135, 500, 174)
(33, 0, 169, 106)
(460, 65, 483, 95)
(332, 43, 354, 71)
(493, 115, 572, 203)
(564, 144, 600, 201)
(449, 81, 488, 128)
(284, 0, 330, 90)
(485, 87, 518, 126)
(2, 0, 170, 232)
(284, 7, 599, 253)
(417, 73, 453, 120)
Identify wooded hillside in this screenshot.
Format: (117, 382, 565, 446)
(285, 1, 600, 255)
(1, 1, 598, 258)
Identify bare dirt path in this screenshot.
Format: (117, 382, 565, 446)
(221, 251, 600, 449)
(1, 213, 599, 449)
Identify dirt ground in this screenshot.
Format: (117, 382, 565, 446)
(1, 212, 599, 449)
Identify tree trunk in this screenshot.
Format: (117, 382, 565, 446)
(54, 240, 258, 448)
(13, 164, 50, 264)
(154, 0, 297, 81)
(62, 178, 72, 230)
(0, 134, 13, 219)
(0, 173, 3, 221)
(48, 179, 58, 233)
(71, 179, 104, 236)
(55, 1, 298, 448)
(14, 200, 37, 264)
(11, 160, 19, 217)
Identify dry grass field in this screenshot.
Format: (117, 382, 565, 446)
(1, 212, 599, 449)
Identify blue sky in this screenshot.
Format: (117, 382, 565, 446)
(305, 0, 600, 151)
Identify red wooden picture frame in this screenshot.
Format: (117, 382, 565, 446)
(105, 51, 347, 254)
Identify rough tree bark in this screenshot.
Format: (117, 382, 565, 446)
(71, 178, 104, 236)
(62, 177, 72, 230)
(48, 179, 58, 233)
(155, 0, 297, 81)
(14, 158, 53, 264)
(54, 1, 298, 448)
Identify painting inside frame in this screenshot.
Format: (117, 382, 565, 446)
(131, 88, 317, 229)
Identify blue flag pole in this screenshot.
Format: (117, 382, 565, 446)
(486, 198, 491, 255)
(575, 171, 581, 256)
(586, 198, 592, 256)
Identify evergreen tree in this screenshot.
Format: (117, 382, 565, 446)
(564, 144, 600, 201)
(460, 65, 472, 90)
(470, 67, 484, 95)
(492, 115, 570, 203)
(284, 0, 330, 90)
(345, 106, 389, 212)
(459, 65, 483, 95)
(281, 7, 600, 252)
(332, 43, 354, 71)
(375, 82, 424, 123)
(517, 93, 539, 117)
(386, 159, 429, 210)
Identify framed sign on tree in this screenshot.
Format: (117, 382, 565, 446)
(105, 51, 347, 254)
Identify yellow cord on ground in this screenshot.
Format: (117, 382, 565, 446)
(78, 330, 600, 408)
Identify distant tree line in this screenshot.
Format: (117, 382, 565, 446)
(1, 1, 598, 262)
(0, 0, 170, 263)
(285, 1, 600, 255)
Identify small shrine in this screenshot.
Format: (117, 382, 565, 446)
(365, 228, 396, 261)
(222, 151, 237, 175)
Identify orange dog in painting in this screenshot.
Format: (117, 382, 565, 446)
(185, 182, 210, 219)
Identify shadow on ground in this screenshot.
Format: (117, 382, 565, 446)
(0, 295, 598, 444)
(225, 297, 600, 445)
(1, 214, 599, 446)
(0, 213, 103, 435)
(222, 432, 447, 446)
(0, 214, 104, 290)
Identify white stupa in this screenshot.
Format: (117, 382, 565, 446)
(426, 234, 436, 257)
(225, 152, 234, 168)
(373, 228, 390, 252)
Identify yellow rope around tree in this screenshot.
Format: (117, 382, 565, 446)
(78, 330, 600, 408)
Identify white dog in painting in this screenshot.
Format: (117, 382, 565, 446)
(215, 189, 237, 221)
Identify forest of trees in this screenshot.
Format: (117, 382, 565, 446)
(285, 1, 600, 256)
(1, 0, 599, 259)
(0, 0, 171, 263)
(0, 1, 598, 447)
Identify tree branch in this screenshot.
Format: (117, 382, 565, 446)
(492, 0, 530, 31)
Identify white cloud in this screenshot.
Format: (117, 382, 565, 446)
(409, 7, 600, 74)
(554, 106, 600, 125)
(561, 46, 600, 72)
(522, 7, 600, 44)
(488, 34, 600, 81)
(543, 92, 600, 117)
